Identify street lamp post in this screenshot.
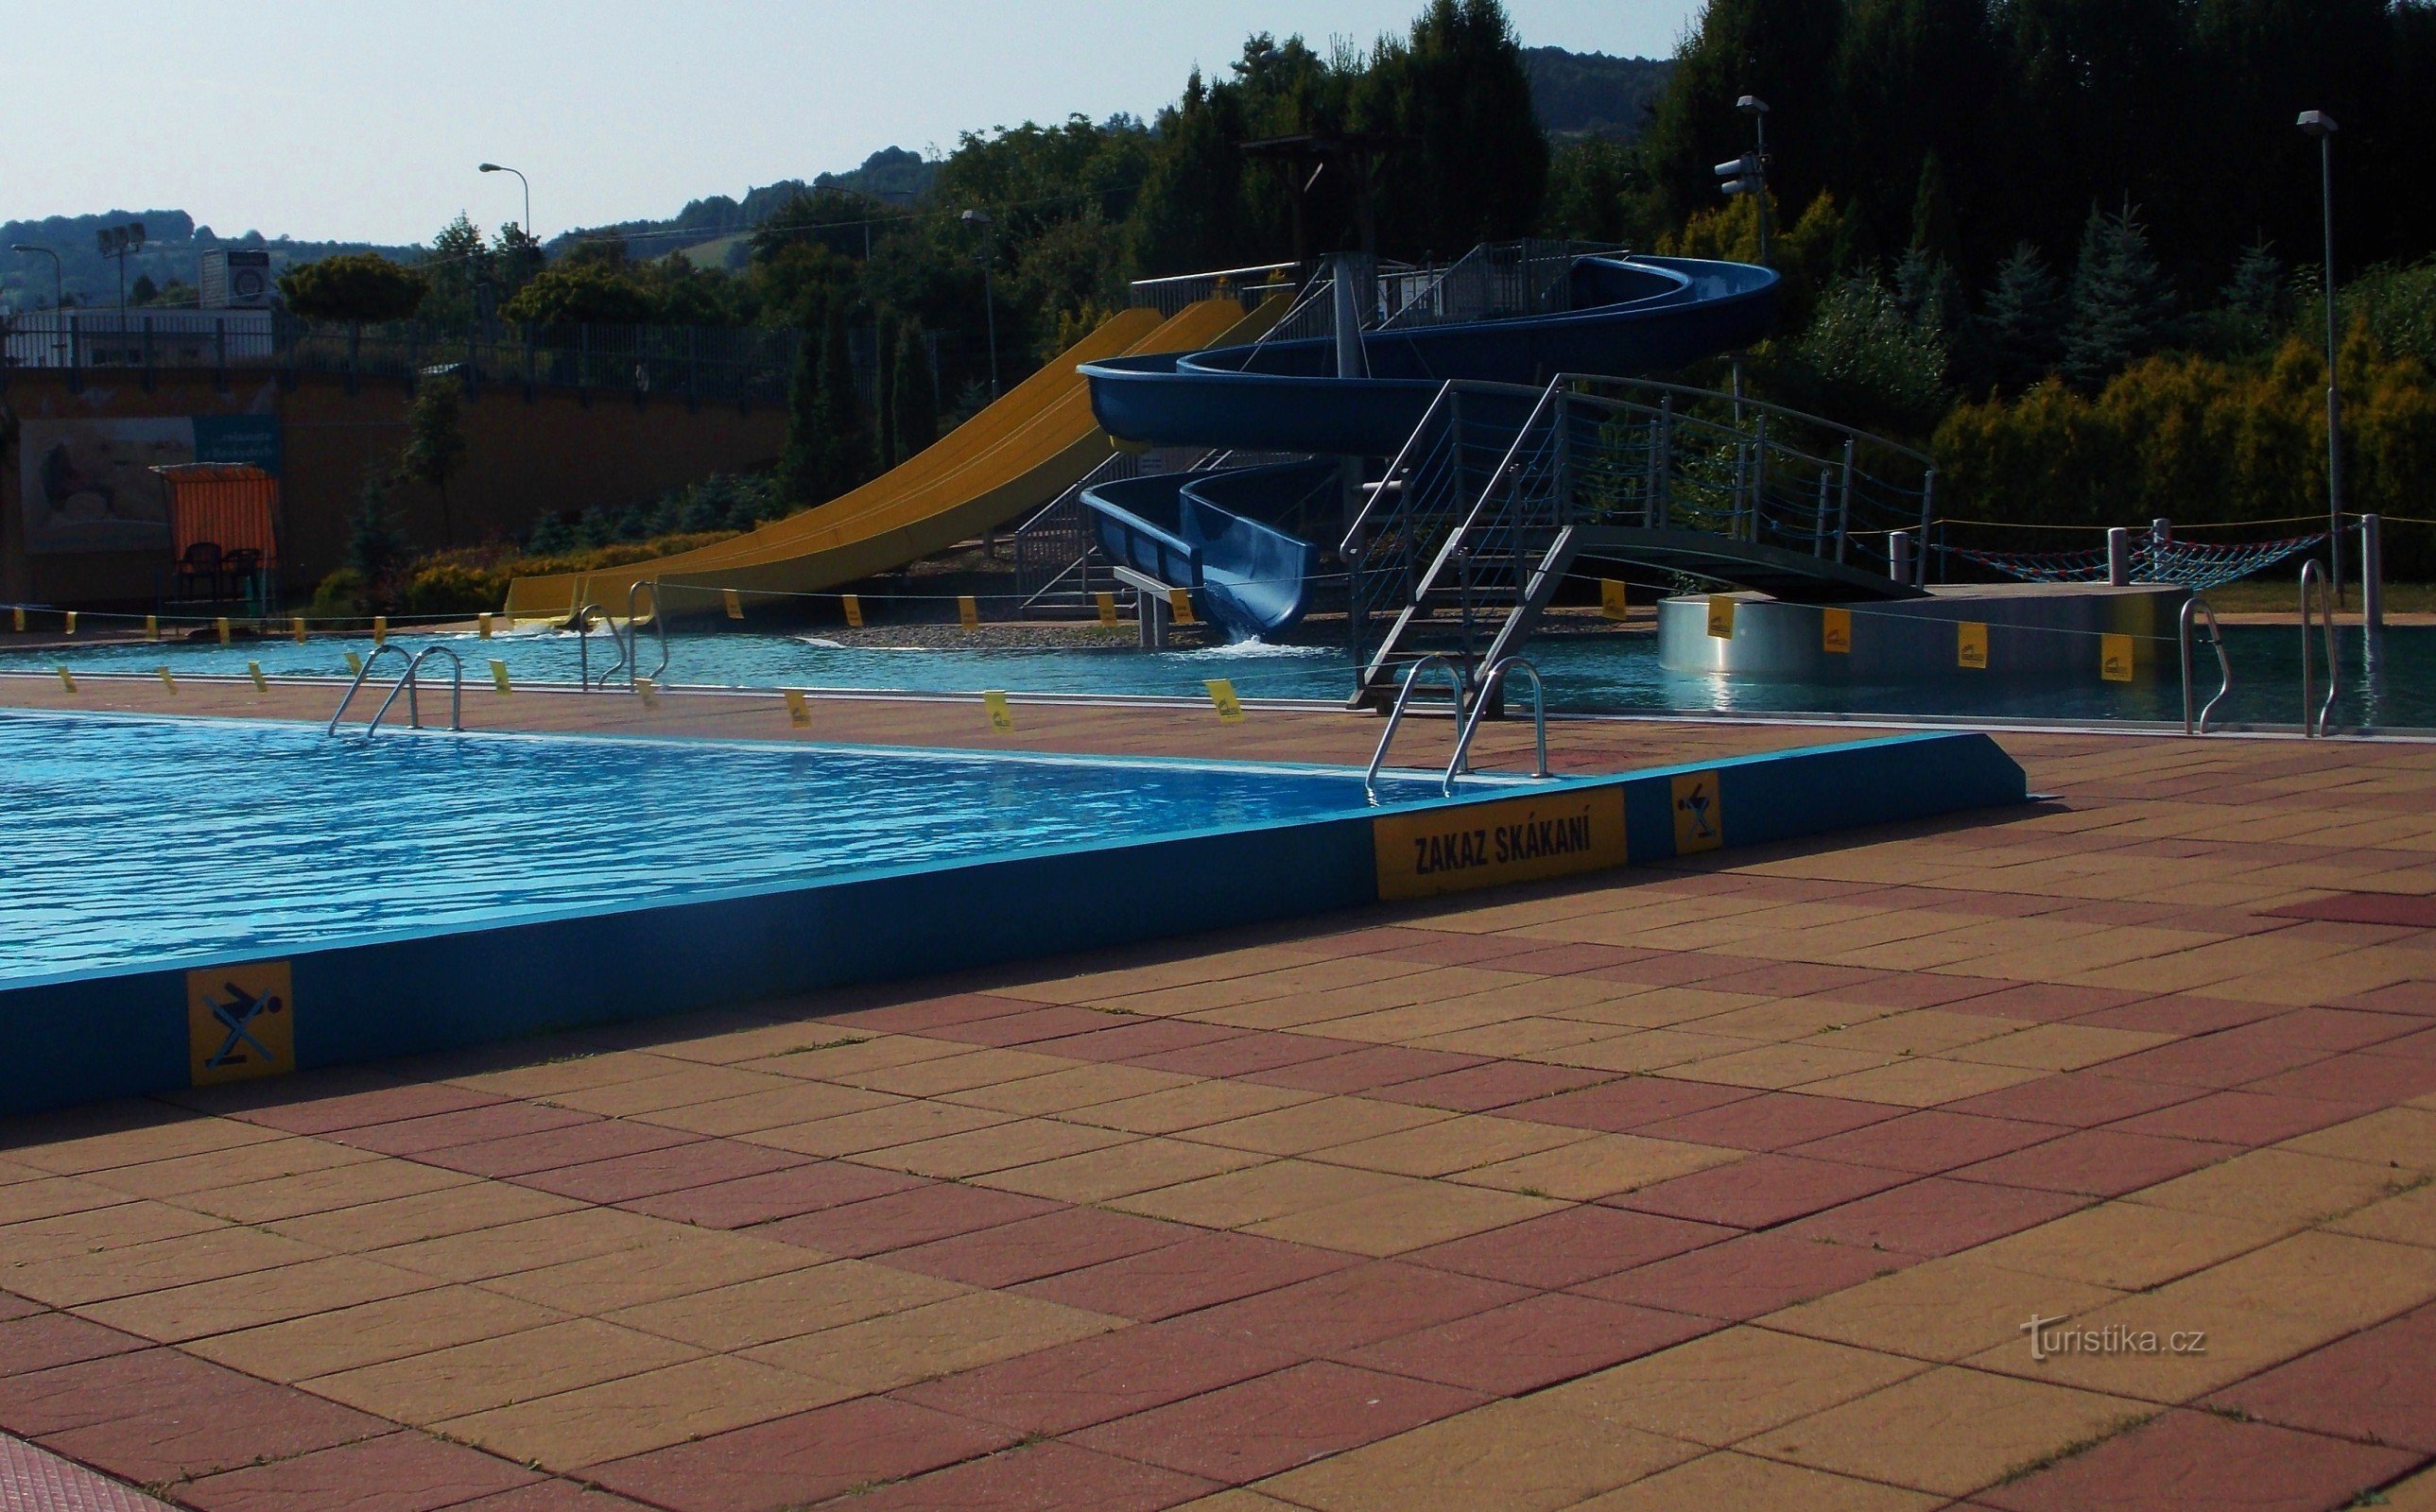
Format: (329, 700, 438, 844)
(1738, 95, 1772, 266)
(12, 244, 66, 364)
(478, 163, 532, 237)
(2298, 111, 2343, 610)
(961, 209, 999, 400)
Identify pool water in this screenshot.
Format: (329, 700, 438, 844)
(11, 622, 2433, 730)
(0, 712, 1453, 984)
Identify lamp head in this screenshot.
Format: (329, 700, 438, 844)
(1736, 94, 1771, 115)
(10, 244, 41, 253)
(2297, 111, 2338, 139)
(960, 209, 992, 228)
(479, 163, 505, 173)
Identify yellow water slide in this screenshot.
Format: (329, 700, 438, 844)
(503, 295, 1285, 619)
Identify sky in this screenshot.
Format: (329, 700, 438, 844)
(7, 1, 1699, 248)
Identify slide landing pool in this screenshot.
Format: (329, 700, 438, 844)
(0, 707, 2026, 1116)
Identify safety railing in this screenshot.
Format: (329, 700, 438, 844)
(2300, 559, 2341, 737)
(569, 603, 609, 691)
(2179, 595, 2233, 736)
(1444, 658, 1550, 795)
(327, 644, 462, 736)
(1364, 654, 1468, 804)
(600, 581, 671, 689)
(1128, 262, 1302, 317)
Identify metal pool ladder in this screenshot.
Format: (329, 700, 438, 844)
(1364, 654, 1467, 803)
(2178, 595, 2232, 735)
(2300, 559, 2340, 737)
(594, 580, 672, 690)
(327, 644, 464, 736)
(1443, 657, 1550, 795)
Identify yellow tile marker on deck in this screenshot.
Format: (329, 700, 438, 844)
(723, 589, 746, 620)
(1206, 679, 1246, 724)
(477, 612, 494, 639)
(62, 612, 76, 635)
(156, 666, 177, 695)
(371, 615, 388, 647)
(982, 690, 1015, 733)
(248, 662, 268, 693)
(1096, 592, 1118, 627)
(55, 666, 75, 692)
(1823, 607, 1853, 654)
(958, 595, 981, 630)
(842, 594, 865, 628)
(1958, 621, 1990, 670)
(343, 651, 364, 677)
(634, 677, 661, 710)
(784, 688, 811, 728)
(215, 617, 231, 645)
(292, 616, 308, 644)
(1706, 596, 1737, 639)
(489, 660, 512, 696)
(2100, 633, 2135, 683)
(1601, 579, 1631, 620)
(146, 614, 161, 642)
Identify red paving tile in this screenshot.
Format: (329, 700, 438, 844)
(1367, 1060, 1616, 1113)
(1240, 1044, 1486, 1094)
(2337, 980, 2436, 1016)
(231, 1082, 501, 1137)
(424, 1121, 700, 1179)
(2111, 1090, 2369, 1147)
(1584, 953, 1754, 988)
(1610, 1153, 1909, 1228)
(827, 993, 1038, 1035)
(760, 1183, 1059, 1258)
(588, 1397, 1020, 1512)
(1576, 1230, 1905, 1319)
(2073, 996, 2284, 1036)
(327, 1101, 598, 1158)
(1404, 1206, 1737, 1290)
(1966, 983, 2152, 1023)
(6, 1349, 389, 1485)
(1972, 1408, 2419, 1512)
(177, 1430, 542, 1512)
(1948, 1072, 2205, 1127)
(1781, 1177, 2087, 1258)
(1468, 942, 1659, 975)
(843, 1439, 1216, 1512)
(443, 1484, 664, 1512)
(2208, 1305, 2436, 1453)
(1520, 1076, 1755, 1133)
(1030, 1020, 1245, 1064)
(1017, 1231, 1362, 1321)
(1339, 1291, 1715, 1394)
(1694, 962, 1893, 998)
(893, 1316, 1301, 1435)
(1811, 971, 2014, 1010)
(1788, 1109, 2059, 1174)
(618, 1160, 928, 1228)
(1954, 1128, 2237, 1198)
(1128, 1033, 1356, 1079)
(1635, 1091, 1902, 1152)
(1071, 1361, 1485, 1485)
(2247, 1052, 2436, 1106)
(1187, 1261, 1531, 1356)
(0, 1294, 43, 1323)
(518, 1139, 809, 1205)
(0, 1314, 149, 1377)
(1370, 931, 1557, 967)
(930, 1005, 1137, 1049)
(881, 1207, 1191, 1288)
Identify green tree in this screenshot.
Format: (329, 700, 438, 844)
(344, 468, 409, 608)
(1792, 275, 1953, 431)
(816, 296, 871, 493)
(418, 214, 493, 327)
(775, 319, 824, 507)
(1541, 138, 1648, 244)
(1973, 242, 2067, 391)
(891, 318, 939, 461)
(2063, 202, 2178, 388)
(399, 380, 470, 546)
(1358, 0, 1550, 255)
(2203, 238, 2286, 355)
(279, 253, 427, 322)
(500, 263, 656, 327)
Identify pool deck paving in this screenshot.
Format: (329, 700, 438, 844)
(3, 675, 2436, 1509)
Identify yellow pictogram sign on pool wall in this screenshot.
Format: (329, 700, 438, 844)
(2100, 633, 2134, 682)
(1705, 596, 1737, 639)
(1601, 579, 1631, 620)
(1958, 621, 1990, 670)
(1671, 771, 1724, 854)
(187, 962, 294, 1087)
(1374, 789, 1629, 901)
(1822, 608, 1853, 655)
(1206, 679, 1245, 724)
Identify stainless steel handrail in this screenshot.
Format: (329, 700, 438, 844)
(324, 644, 414, 735)
(2179, 595, 2232, 736)
(1444, 657, 1550, 795)
(365, 645, 464, 734)
(619, 580, 670, 688)
(569, 602, 606, 690)
(1364, 654, 1467, 804)
(2300, 559, 2340, 736)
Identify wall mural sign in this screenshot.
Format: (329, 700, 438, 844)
(18, 415, 281, 555)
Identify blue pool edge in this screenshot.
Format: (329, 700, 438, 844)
(5, 730, 2028, 1118)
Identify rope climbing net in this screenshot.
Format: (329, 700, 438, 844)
(1946, 533, 2328, 592)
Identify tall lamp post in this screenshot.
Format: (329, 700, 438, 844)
(961, 209, 1000, 400)
(478, 163, 532, 237)
(10, 244, 65, 365)
(2298, 111, 2343, 610)
(1719, 95, 1771, 266)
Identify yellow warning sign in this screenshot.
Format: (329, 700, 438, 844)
(784, 688, 811, 728)
(1169, 589, 1197, 626)
(1670, 771, 1724, 854)
(146, 614, 160, 642)
(292, 616, 308, 644)
(958, 595, 980, 630)
(1705, 596, 1737, 640)
(156, 666, 177, 695)
(842, 594, 865, 628)
(489, 659, 512, 696)
(1206, 679, 1246, 724)
(634, 677, 660, 709)
(371, 615, 387, 646)
(248, 662, 268, 693)
(62, 611, 77, 635)
(1823, 608, 1853, 655)
(54, 666, 74, 692)
(216, 617, 231, 645)
(1375, 788, 1629, 902)
(187, 961, 294, 1087)
(983, 689, 1015, 733)
(1600, 579, 1631, 621)
(2100, 632, 2134, 683)
(344, 651, 364, 676)
(9, 607, 22, 631)
(477, 612, 494, 639)
(1958, 621, 1989, 670)
(723, 589, 745, 620)
(1096, 592, 1118, 627)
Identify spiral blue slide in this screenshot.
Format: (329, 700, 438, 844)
(1080, 254, 1781, 640)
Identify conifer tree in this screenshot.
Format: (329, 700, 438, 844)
(891, 319, 939, 462)
(2063, 202, 2176, 388)
(873, 309, 899, 469)
(1976, 241, 2066, 390)
(2210, 238, 2285, 355)
(815, 296, 869, 494)
(774, 317, 824, 506)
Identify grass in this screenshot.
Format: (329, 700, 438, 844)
(1995, 1413, 2158, 1486)
(2199, 579, 2436, 615)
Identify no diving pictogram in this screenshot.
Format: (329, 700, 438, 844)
(185, 962, 295, 1086)
(1669, 771, 1725, 855)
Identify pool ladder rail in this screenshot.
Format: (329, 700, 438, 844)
(327, 644, 464, 737)
(573, 583, 673, 691)
(2299, 560, 2341, 737)
(1364, 654, 1552, 803)
(2178, 594, 2232, 736)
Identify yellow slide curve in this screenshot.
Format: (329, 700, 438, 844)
(503, 295, 1286, 620)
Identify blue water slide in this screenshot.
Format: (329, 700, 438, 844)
(1079, 254, 1781, 640)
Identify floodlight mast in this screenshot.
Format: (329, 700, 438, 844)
(2297, 110, 2343, 611)
(1719, 95, 1771, 266)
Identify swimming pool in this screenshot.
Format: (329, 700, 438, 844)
(0, 710, 1459, 986)
(7, 622, 2431, 729)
